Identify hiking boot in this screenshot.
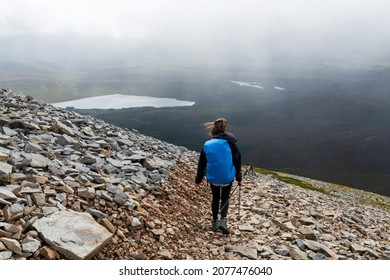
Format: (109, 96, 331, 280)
(218, 218, 230, 235)
(212, 220, 220, 231)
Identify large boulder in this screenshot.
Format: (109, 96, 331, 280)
(33, 210, 112, 259)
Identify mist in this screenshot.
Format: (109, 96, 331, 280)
(2, 1, 390, 196)
(1, 0, 390, 66)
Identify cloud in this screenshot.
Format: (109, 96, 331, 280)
(0, 0, 389, 63)
(0, 0, 155, 39)
(1, 0, 389, 39)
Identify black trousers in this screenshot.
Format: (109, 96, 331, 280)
(210, 182, 232, 221)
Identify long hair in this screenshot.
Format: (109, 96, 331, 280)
(203, 118, 227, 136)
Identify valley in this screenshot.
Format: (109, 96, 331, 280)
(2, 60, 390, 196)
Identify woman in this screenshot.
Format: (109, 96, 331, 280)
(195, 118, 242, 234)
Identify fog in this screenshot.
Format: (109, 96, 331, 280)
(2, 1, 390, 197)
(1, 0, 390, 65)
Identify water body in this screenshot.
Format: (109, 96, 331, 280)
(231, 80, 286, 91)
(52, 94, 195, 109)
(231, 80, 264, 89)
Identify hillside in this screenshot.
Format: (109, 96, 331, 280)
(3, 60, 390, 196)
(0, 89, 389, 260)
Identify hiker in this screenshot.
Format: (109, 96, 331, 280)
(195, 118, 242, 234)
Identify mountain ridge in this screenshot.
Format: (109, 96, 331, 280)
(0, 89, 389, 260)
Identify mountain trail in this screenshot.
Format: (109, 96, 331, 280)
(97, 160, 390, 260)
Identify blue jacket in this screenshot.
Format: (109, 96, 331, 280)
(195, 132, 242, 185)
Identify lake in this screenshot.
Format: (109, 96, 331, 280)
(231, 80, 286, 91)
(52, 94, 195, 109)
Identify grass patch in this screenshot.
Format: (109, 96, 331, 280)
(250, 166, 275, 176)
(360, 199, 390, 211)
(252, 166, 330, 195)
(274, 175, 330, 194)
(251, 166, 389, 211)
(331, 183, 390, 211)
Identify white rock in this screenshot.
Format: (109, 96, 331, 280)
(33, 211, 112, 259)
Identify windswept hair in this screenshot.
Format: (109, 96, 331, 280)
(203, 118, 227, 136)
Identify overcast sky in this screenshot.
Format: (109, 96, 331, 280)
(0, 0, 389, 63)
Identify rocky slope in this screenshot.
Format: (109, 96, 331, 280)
(0, 89, 389, 260)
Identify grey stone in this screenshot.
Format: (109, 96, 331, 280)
(0, 135, 12, 146)
(107, 158, 124, 168)
(152, 229, 165, 236)
(117, 139, 134, 147)
(0, 187, 17, 201)
(80, 155, 97, 165)
(24, 142, 43, 153)
(0, 162, 12, 182)
(0, 151, 9, 162)
(149, 172, 162, 183)
(289, 245, 308, 260)
(238, 224, 255, 232)
(106, 185, 118, 194)
(57, 135, 80, 148)
(4, 203, 24, 221)
(225, 245, 258, 260)
(302, 240, 322, 252)
(10, 173, 27, 182)
(300, 227, 317, 240)
(54, 185, 74, 194)
(77, 188, 95, 199)
(74, 163, 90, 173)
(5, 184, 22, 194)
(283, 221, 295, 231)
(143, 158, 161, 170)
(3, 126, 18, 136)
(86, 208, 107, 219)
(350, 243, 367, 254)
(298, 217, 317, 225)
(312, 253, 327, 260)
(51, 122, 75, 135)
(10, 203, 24, 215)
(114, 191, 128, 206)
(129, 153, 149, 161)
(121, 165, 139, 173)
(275, 247, 289, 256)
(81, 126, 95, 137)
(366, 248, 381, 258)
(320, 244, 339, 259)
(22, 236, 41, 253)
(33, 211, 112, 259)
(131, 174, 147, 185)
(158, 249, 172, 259)
(22, 216, 39, 232)
(0, 250, 13, 260)
(0, 197, 12, 205)
(55, 193, 67, 203)
(42, 206, 59, 216)
(19, 152, 51, 168)
(131, 217, 141, 227)
(100, 191, 113, 202)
